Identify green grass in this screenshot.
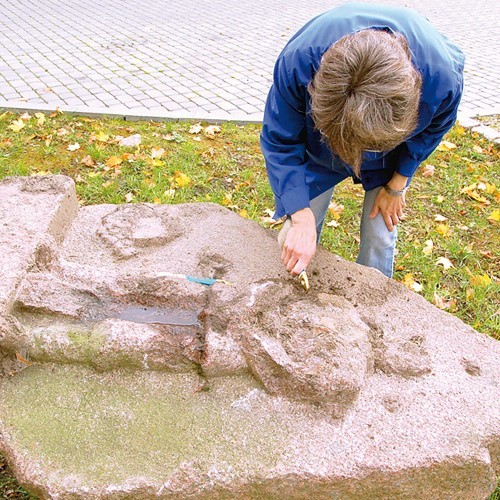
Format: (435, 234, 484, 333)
(0, 111, 498, 497)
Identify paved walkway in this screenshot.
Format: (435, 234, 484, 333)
(0, 0, 499, 122)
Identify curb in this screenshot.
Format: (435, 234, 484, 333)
(0, 100, 263, 125)
(1, 100, 499, 143)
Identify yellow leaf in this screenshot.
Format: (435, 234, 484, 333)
(67, 142, 80, 151)
(422, 239, 434, 255)
(96, 131, 110, 142)
(8, 119, 25, 132)
(153, 197, 162, 204)
(34, 112, 46, 126)
(221, 193, 232, 206)
(402, 273, 423, 293)
(467, 190, 490, 204)
(435, 195, 445, 204)
(328, 201, 344, 220)
(435, 256, 454, 270)
(151, 147, 165, 159)
(437, 140, 457, 151)
(173, 171, 192, 188)
(106, 156, 123, 167)
(484, 183, 497, 195)
(238, 209, 249, 219)
(469, 274, 491, 287)
(189, 123, 203, 134)
(487, 209, 500, 223)
(436, 224, 452, 237)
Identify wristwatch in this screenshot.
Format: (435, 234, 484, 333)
(383, 185, 408, 197)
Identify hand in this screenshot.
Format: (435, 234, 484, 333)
(281, 208, 317, 275)
(369, 173, 408, 232)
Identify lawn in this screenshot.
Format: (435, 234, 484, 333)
(0, 110, 498, 497)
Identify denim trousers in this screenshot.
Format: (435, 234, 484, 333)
(310, 185, 397, 278)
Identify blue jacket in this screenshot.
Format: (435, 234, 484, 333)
(261, 3, 465, 218)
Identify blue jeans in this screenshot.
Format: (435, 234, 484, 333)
(310, 185, 397, 278)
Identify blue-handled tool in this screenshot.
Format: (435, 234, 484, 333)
(155, 271, 231, 287)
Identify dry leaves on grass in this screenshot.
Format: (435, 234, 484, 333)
(402, 273, 423, 293)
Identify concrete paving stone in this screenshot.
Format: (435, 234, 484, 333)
(0, 0, 498, 121)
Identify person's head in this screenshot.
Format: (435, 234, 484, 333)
(309, 29, 422, 175)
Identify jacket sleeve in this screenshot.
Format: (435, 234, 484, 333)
(391, 80, 464, 180)
(260, 55, 311, 217)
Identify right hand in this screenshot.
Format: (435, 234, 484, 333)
(281, 207, 317, 275)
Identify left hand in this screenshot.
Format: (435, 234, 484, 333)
(369, 173, 408, 231)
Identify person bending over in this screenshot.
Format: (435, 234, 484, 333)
(261, 2, 464, 278)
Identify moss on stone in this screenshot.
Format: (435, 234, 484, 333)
(0, 364, 291, 489)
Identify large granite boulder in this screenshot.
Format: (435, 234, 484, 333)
(0, 175, 498, 499)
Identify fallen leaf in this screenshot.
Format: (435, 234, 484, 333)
(422, 239, 434, 256)
(436, 257, 454, 270)
(483, 183, 497, 195)
(125, 192, 134, 203)
(67, 142, 80, 151)
(437, 140, 457, 151)
(469, 274, 491, 287)
(205, 125, 221, 136)
(164, 188, 176, 199)
(0, 138, 13, 148)
(189, 123, 203, 134)
(173, 171, 192, 188)
(487, 209, 500, 223)
(328, 201, 345, 220)
(434, 214, 447, 222)
(19, 112, 31, 121)
(8, 119, 25, 132)
(238, 209, 249, 219)
(433, 292, 456, 311)
(402, 273, 423, 293)
(435, 195, 445, 204)
(151, 147, 165, 159)
(192, 136, 202, 142)
(119, 134, 141, 147)
(436, 224, 452, 237)
(467, 190, 490, 204)
(81, 155, 95, 167)
(95, 131, 110, 142)
(466, 288, 474, 301)
(57, 128, 69, 136)
(326, 220, 339, 228)
(163, 133, 174, 141)
(422, 164, 435, 177)
(472, 145, 483, 154)
(106, 156, 123, 167)
(153, 197, 162, 204)
(34, 112, 46, 126)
